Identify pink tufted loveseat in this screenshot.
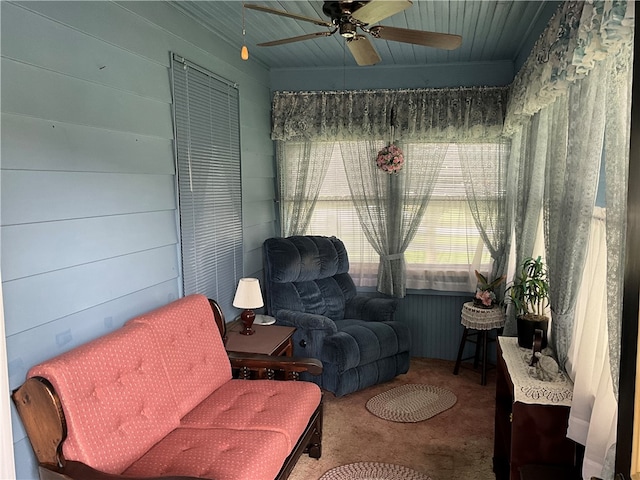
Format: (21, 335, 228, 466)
(13, 294, 323, 480)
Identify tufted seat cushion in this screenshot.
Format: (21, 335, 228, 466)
(123, 428, 290, 480)
(181, 379, 322, 451)
(127, 295, 231, 417)
(28, 322, 181, 475)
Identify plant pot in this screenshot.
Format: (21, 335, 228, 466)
(517, 314, 549, 349)
(472, 298, 495, 309)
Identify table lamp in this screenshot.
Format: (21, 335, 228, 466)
(233, 277, 264, 335)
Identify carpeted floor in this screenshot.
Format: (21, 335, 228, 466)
(288, 357, 497, 480)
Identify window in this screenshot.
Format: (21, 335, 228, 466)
(171, 54, 242, 317)
(297, 141, 503, 292)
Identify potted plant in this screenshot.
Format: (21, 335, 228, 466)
(473, 270, 506, 308)
(506, 256, 550, 348)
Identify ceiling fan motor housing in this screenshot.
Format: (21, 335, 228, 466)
(339, 22, 357, 38)
(323, 1, 371, 22)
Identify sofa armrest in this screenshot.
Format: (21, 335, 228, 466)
(275, 310, 338, 334)
(14, 379, 206, 480)
(345, 295, 398, 322)
(228, 352, 323, 377)
(40, 461, 202, 480)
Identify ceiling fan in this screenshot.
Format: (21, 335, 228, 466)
(244, 0, 463, 66)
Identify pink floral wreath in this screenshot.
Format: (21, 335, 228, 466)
(376, 144, 404, 174)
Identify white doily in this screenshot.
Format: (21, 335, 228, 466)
(461, 302, 506, 330)
(499, 337, 573, 406)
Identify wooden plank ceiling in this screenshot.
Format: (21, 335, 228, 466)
(171, 1, 560, 69)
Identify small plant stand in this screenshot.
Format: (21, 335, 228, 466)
(453, 301, 506, 385)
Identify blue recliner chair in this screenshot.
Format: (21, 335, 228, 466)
(263, 235, 411, 396)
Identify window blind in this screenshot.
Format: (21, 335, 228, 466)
(171, 54, 242, 318)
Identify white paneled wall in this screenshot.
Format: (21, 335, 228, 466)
(1, 1, 273, 478)
(0, 269, 16, 480)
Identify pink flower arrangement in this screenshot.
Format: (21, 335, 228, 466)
(475, 289, 496, 307)
(473, 270, 505, 308)
(376, 144, 404, 174)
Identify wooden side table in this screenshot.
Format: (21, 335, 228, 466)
(225, 321, 295, 357)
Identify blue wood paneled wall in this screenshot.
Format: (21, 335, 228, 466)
(396, 291, 471, 360)
(1, 2, 274, 478)
(270, 60, 515, 91)
(2, 2, 524, 478)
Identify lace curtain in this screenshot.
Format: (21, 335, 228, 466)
(458, 141, 511, 294)
(566, 208, 617, 480)
(544, 63, 606, 371)
(277, 141, 335, 236)
(273, 87, 509, 296)
(502, 112, 548, 336)
(339, 140, 448, 297)
(503, 2, 633, 478)
(272, 87, 508, 142)
(604, 42, 633, 404)
(600, 39, 633, 480)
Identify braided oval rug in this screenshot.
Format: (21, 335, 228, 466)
(319, 462, 432, 480)
(365, 384, 457, 423)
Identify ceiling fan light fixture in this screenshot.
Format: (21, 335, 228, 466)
(339, 22, 357, 38)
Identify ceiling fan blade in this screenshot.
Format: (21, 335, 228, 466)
(351, 0, 412, 25)
(346, 35, 382, 66)
(258, 31, 334, 47)
(370, 26, 462, 50)
(244, 4, 333, 28)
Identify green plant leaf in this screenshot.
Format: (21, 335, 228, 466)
(505, 256, 550, 316)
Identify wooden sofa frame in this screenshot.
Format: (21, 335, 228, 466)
(12, 299, 323, 480)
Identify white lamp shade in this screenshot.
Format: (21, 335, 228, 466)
(233, 278, 264, 309)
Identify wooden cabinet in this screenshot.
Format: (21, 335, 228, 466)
(493, 337, 578, 480)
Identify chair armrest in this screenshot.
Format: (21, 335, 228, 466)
(275, 310, 338, 334)
(345, 295, 398, 322)
(39, 460, 202, 480)
(228, 352, 323, 376)
(274, 310, 337, 361)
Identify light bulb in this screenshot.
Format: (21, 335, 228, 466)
(241, 45, 249, 61)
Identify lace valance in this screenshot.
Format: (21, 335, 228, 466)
(505, 0, 634, 134)
(271, 87, 509, 142)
